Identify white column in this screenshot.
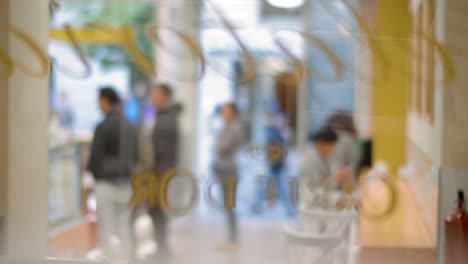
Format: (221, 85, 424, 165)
(0, 0, 49, 258)
(296, 0, 311, 150)
(155, 0, 200, 172)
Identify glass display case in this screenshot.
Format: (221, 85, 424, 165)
(48, 143, 82, 226)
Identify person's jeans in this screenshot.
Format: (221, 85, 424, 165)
(148, 207, 168, 252)
(95, 180, 134, 261)
(216, 171, 239, 243)
(253, 166, 295, 215)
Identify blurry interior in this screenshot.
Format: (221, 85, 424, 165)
(1, 0, 466, 263)
(46, 0, 436, 261)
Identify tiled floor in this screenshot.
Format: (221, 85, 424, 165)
(137, 216, 290, 264)
(132, 214, 436, 264)
(359, 247, 436, 264)
(86, 173, 438, 263)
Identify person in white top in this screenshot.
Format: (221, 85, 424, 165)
(324, 111, 361, 181)
(299, 129, 339, 208)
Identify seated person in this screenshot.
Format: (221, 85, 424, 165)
(324, 111, 361, 184)
(299, 129, 355, 209)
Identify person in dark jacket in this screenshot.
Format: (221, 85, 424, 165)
(149, 83, 181, 259)
(88, 87, 137, 262)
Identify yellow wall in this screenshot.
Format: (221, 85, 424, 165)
(372, 0, 412, 175)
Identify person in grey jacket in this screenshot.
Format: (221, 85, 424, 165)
(88, 87, 137, 262)
(214, 103, 246, 250)
(149, 83, 181, 259)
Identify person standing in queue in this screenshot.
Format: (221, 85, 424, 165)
(149, 83, 182, 260)
(88, 87, 138, 262)
(214, 103, 246, 250)
(251, 108, 293, 216)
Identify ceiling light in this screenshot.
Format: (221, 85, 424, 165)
(266, 0, 305, 9)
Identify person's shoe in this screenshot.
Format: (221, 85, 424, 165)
(217, 242, 238, 251)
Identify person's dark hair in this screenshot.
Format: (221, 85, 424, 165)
(324, 110, 357, 136)
(156, 83, 173, 98)
(99, 87, 120, 105)
(309, 129, 338, 144)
